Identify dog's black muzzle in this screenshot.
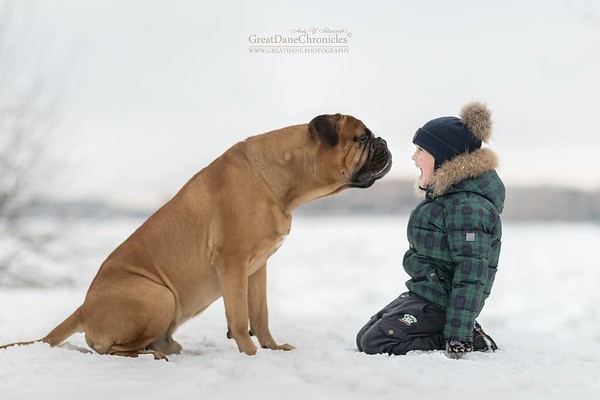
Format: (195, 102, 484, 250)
(350, 137, 392, 188)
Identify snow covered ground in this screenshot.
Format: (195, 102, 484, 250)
(1, 215, 599, 400)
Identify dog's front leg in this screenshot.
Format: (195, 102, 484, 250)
(248, 264, 295, 351)
(215, 260, 257, 356)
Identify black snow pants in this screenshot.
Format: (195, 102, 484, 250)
(356, 292, 446, 355)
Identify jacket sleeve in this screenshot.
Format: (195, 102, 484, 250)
(443, 198, 495, 342)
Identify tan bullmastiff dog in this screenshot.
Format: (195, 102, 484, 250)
(1, 114, 392, 359)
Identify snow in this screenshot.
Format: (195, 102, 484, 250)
(1, 215, 599, 400)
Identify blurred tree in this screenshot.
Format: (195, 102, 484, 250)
(0, 2, 71, 284)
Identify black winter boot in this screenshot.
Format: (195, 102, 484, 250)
(472, 321, 498, 352)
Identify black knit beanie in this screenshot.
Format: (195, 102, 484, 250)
(413, 102, 493, 169)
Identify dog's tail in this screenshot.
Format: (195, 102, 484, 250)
(41, 307, 84, 346)
(0, 307, 84, 350)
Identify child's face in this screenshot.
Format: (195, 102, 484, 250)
(411, 146, 435, 189)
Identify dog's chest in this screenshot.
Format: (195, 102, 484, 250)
(247, 232, 288, 275)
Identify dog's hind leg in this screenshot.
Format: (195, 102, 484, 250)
(108, 346, 169, 361)
(83, 279, 176, 361)
(147, 331, 182, 355)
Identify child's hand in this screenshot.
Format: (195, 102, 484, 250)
(445, 339, 473, 359)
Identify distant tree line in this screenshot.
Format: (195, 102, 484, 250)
(296, 180, 600, 222)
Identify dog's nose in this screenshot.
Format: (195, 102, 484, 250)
(376, 137, 388, 147)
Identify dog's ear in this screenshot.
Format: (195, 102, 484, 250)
(308, 114, 340, 147)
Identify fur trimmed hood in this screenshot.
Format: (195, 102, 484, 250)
(428, 147, 499, 198)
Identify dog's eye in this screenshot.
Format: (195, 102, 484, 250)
(356, 133, 369, 144)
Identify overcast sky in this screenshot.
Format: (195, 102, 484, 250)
(3, 0, 600, 207)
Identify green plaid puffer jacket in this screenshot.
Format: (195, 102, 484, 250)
(403, 148, 505, 342)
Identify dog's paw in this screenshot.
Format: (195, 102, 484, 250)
(277, 343, 295, 351)
(151, 351, 169, 361)
(264, 342, 295, 351)
(239, 345, 258, 356)
(237, 340, 258, 356)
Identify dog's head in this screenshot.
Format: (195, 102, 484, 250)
(308, 113, 392, 190)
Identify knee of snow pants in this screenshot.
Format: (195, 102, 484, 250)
(356, 292, 446, 355)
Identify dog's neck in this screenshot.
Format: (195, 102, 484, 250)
(240, 126, 344, 214)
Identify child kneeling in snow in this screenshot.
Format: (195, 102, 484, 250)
(356, 102, 504, 359)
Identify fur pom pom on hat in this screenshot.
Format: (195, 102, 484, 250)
(413, 102, 493, 168)
(460, 102, 492, 143)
